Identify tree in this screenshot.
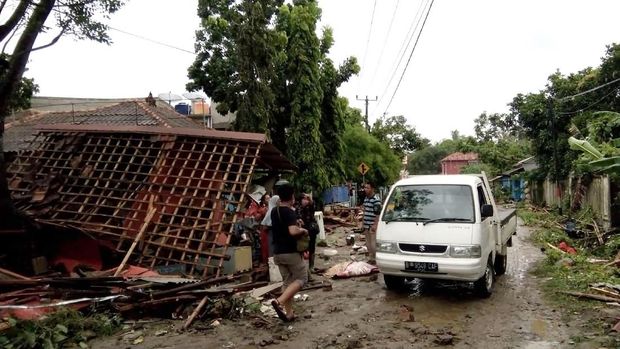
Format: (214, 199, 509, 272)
(370, 115, 429, 158)
(188, 0, 359, 193)
(0, 0, 124, 228)
(278, 0, 327, 191)
(318, 29, 359, 184)
(473, 111, 522, 142)
(342, 124, 401, 187)
(511, 44, 620, 180)
(187, 0, 284, 134)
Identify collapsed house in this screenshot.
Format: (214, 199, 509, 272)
(6, 123, 294, 279)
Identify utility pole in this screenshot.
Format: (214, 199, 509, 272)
(547, 96, 562, 216)
(356, 95, 378, 132)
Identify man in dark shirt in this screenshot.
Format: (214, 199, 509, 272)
(270, 183, 308, 321)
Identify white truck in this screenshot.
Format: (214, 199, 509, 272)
(375, 173, 517, 297)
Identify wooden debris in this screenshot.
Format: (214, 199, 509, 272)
(183, 296, 209, 330)
(0, 267, 31, 280)
(592, 219, 604, 245)
(545, 243, 566, 254)
(562, 291, 620, 303)
(114, 196, 157, 277)
(249, 282, 283, 299)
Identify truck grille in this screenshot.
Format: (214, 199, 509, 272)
(399, 243, 447, 254)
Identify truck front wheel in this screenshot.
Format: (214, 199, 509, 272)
(384, 275, 406, 290)
(474, 259, 494, 298)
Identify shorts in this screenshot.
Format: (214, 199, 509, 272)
(274, 252, 308, 288)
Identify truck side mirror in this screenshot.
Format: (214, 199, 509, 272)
(481, 204, 494, 218)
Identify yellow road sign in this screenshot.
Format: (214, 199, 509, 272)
(358, 162, 370, 175)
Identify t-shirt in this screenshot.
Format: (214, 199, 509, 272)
(363, 194, 382, 229)
(271, 206, 299, 254)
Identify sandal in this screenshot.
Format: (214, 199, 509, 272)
(271, 299, 291, 322)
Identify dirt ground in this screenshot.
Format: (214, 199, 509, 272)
(92, 224, 605, 349)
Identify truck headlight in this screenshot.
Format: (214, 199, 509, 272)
(450, 245, 481, 258)
(377, 241, 398, 253)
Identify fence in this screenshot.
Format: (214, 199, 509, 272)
(530, 176, 615, 230)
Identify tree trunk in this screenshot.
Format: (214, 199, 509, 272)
(0, 0, 30, 42)
(0, 0, 55, 229)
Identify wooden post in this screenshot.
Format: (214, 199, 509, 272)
(114, 195, 156, 277)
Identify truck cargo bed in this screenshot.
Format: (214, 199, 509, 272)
(498, 207, 516, 226)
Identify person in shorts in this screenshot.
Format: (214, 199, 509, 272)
(270, 182, 308, 321)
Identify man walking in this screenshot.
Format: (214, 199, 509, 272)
(362, 182, 382, 264)
(270, 183, 308, 322)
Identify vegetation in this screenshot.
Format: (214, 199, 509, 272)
(0, 309, 120, 349)
(188, 0, 360, 192)
(518, 204, 620, 345)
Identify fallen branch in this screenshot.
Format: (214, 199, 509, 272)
(562, 291, 620, 303)
(590, 287, 620, 299)
(604, 259, 620, 268)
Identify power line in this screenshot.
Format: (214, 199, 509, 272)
(374, 0, 427, 112)
(368, 0, 400, 89)
(383, 0, 435, 114)
(108, 26, 195, 55)
(556, 77, 620, 102)
(556, 87, 619, 115)
(357, 0, 378, 92)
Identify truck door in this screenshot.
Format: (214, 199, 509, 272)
(477, 185, 493, 249)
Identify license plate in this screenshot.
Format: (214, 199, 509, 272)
(405, 261, 438, 272)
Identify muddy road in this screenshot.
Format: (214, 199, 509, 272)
(93, 224, 576, 349)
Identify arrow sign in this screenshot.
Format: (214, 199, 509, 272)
(358, 162, 370, 175)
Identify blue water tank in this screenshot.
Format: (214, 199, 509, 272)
(175, 103, 191, 115)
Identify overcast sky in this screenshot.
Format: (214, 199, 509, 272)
(15, 0, 620, 142)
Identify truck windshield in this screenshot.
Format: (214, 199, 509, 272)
(382, 184, 475, 223)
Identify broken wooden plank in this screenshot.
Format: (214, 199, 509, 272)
(0, 267, 31, 280)
(183, 295, 209, 330)
(114, 196, 157, 277)
(249, 282, 283, 299)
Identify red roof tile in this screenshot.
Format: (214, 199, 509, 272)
(441, 152, 479, 162)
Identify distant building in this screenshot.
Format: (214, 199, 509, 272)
(440, 152, 479, 175)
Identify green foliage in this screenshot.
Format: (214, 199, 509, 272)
(511, 44, 620, 179)
(280, 0, 328, 191)
(569, 112, 620, 175)
(187, 0, 283, 133)
(188, 0, 360, 192)
(318, 29, 359, 185)
(473, 111, 523, 142)
(370, 115, 429, 158)
(342, 124, 401, 187)
(407, 134, 531, 177)
(0, 54, 39, 114)
(0, 309, 120, 349)
(459, 162, 494, 175)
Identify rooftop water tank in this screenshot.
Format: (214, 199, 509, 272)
(175, 103, 191, 115)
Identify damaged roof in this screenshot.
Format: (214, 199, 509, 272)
(7, 125, 294, 279)
(4, 101, 199, 152)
